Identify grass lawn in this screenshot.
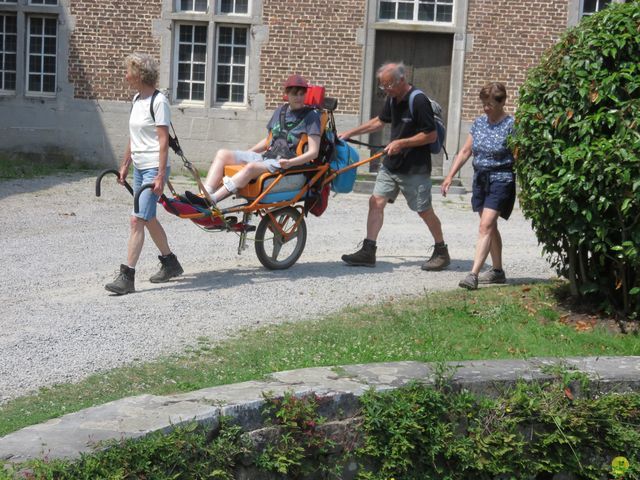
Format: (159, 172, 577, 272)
(0, 281, 637, 438)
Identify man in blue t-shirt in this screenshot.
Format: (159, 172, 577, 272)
(340, 62, 450, 270)
(187, 74, 321, 207)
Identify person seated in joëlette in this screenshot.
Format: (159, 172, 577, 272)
(186, 74, 321, 208)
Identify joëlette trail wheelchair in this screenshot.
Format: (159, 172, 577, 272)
(96, 86, 383, 270)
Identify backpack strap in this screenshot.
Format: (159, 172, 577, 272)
(131, 89, 161, 124)
(408, 88, 426, 120)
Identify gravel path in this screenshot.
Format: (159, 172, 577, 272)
(0, 173, 556, 403)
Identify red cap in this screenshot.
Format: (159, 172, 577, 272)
(284, 74, 309, 89)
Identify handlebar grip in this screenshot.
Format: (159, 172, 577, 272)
(95, 169, 133, 196)
(133, 183, 155, 214)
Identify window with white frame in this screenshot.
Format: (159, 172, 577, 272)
(175, 23, 207, 101)
(169, 0, 252, 106)
(27, 16, 57, 93)
(379, 0, 454, 22)
(178, 0, 208, 12)
(0, 1, 59, 95)
(218, 0, 248, 14)
(214, 25, 247, 103)
(580, 0, 612, 16)
(0, 13, 17, 91)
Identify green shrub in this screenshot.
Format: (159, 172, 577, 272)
(510, 2, 640, 318)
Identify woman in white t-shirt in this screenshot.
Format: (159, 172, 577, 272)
(105, 53, 183, 295)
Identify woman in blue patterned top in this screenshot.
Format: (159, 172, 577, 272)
(441, 82, 516, 290)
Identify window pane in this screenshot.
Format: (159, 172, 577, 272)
(29, 55, 41, 72)
(28, 74, 41, 91)
(44, 18, 57, 35)
(219, 0, 233, 13)
(30, 17, 42, 34)
(218, 46, 231, 63)
(232, 46, 245, 63)
(192, 63, 205, 81)
(193, 44, 206, 62)
(418, 3, 434, 21)
(397, 2, 413, 19)
(194, 0, 207, 11)
(191, 82, 204, 100)
(30, 36, 42, 53)
(42, 74, 55, 91)
(231, 84, 243, 102)
(218, 26, 232, 43)
(177, 81, 190, 99)
(5, 53, 16, 70)
(216, 83, 229, 102)
(4, 72, 16, 90)
(180, 0, 207, 11)
(179, 44, 191, 61)
(235, 0, 248, 13)
(194, 25, 207, 43)
(231, 66, 244, 82)
(43, 55, 56, 73)
(217, 64, 230, 82)
(436, 4, 452, 22)
(582, 0, 597, 12)
(233, 28, 246, 44)
(178, 63, 191, 80)
(379, 1, 395, 19)
(179, 25, 193, 42)
(44, 36, 56, 54)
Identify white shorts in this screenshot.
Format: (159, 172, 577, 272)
(233, 150, 281, 173)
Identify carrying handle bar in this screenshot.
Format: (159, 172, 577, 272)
(96, 169, 133, 197)
(133, 183, 155, 214)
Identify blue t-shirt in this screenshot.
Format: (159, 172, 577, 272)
(470, 114, 515, 183)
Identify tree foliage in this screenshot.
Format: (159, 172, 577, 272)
(510, 2, 640, 318)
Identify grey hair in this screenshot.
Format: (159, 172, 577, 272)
(125, 52, 159, 87)
(376, 62, 405, 81)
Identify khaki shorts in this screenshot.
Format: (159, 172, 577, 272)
(372, 166, 433, 212)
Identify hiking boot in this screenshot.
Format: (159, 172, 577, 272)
(341, 239, 376, 267)
(459, 272, 478, 290)
(421, 244, 451, 271)
(105, 264, 135, 295)
(478, 268, 506, 285)
(149, 253, 184, 283)
(185, 190, 213, 208)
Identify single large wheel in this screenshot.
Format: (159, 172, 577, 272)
(255, 207, 307, 270)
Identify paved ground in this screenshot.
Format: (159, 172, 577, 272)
(0, 173, 556, 403)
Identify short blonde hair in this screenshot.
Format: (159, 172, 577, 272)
(125, 52, 159, 87)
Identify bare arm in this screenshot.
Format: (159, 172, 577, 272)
(441, 134, 473, 197)
(249, 136, 269, 153)
(339, 117, 386, 140)
(118, 140, 133, 185)
(279, 134, 321, 169)
(153, 125, 170, 195)
(385, 130, 437, 156)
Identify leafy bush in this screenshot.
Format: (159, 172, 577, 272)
(510, 2, 640, 317)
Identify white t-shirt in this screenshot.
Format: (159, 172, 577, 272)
(129, 91, 171, 170)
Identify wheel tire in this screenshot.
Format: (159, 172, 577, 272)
(255, 207, 307, 270)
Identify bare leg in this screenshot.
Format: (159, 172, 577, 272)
(489, 227, 503, 270)
(212, 162, 271, 202)
(204, 149, 237, 192)
(365, 195, 387, 241)
(470, 208, 501, 275)
(145, 217, 171, 256)
(126, 216, 146, 267)
(417, 207, 444, 244)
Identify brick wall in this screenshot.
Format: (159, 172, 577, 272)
(260, 0, 365, 114)
(462, 0, 567, 120)
(68, 1, 160, 100)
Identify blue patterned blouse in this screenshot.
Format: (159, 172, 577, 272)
(470, 114, 515, 183)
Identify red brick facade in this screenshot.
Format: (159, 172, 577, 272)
(260, 0, 365, 114)
(68, 1, 160, 101)
(461, 0, 568, 120)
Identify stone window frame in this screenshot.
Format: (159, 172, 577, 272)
(0, 0, 64, 98)
(377, 0, 455, 24)
(165, 0, 256, 108)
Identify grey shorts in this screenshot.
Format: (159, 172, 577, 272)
(372, 166, 433, 212)
(233, 150, 280, 173)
